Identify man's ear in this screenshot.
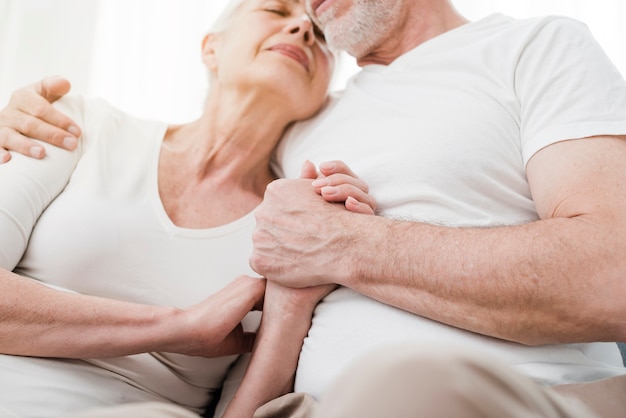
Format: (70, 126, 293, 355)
(201, 33, 219, 72)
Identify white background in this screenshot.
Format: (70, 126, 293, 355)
(1, 0, 625, 123)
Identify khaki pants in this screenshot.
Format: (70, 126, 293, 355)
(65, 344, 626, 418)
(61, 403, 200, 418)
(256, 344, 625, 418)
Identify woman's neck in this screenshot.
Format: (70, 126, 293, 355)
(156, 85, 293, 228)
(163, 86, 291, 195)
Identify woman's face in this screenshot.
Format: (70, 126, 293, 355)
(205, 0, 335, 120)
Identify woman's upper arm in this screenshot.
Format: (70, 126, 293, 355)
(0, 98, 84, 270)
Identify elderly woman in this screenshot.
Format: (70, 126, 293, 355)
(0, 0, 375, 417)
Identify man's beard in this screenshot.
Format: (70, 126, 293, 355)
(316, 0, 399, 58)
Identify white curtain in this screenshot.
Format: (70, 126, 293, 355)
(0, 1, 100, 104)
(1, 0, 625, 122)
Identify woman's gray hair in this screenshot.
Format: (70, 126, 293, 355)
(210, 0, 249, 32)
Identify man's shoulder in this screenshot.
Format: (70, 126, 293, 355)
(469, 13, 588, 38)
(498, 13, 590, 38)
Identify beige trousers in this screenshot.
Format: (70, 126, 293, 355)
(255, 344, 625, 418)
(63, 344, 626, 418)
(61, 402, 200, 418)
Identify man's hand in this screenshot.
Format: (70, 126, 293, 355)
(250, 160, 374, 288)
(0, 76, 81, 163)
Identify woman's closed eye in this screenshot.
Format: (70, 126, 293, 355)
(261, 0, 290, 17)
(264, 8, 288, 16)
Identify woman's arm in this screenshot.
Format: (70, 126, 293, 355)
(0, 138, 79, 268)
(222, 282, 334, 418)
(0, 271, 264, 358)
(223, 162, 375, 417)
(0, 93, 264, 359)
(0, 147, 263, 359)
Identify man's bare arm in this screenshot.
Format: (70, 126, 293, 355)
(251, 135, 626, 345)
(0, 76, 80, 162)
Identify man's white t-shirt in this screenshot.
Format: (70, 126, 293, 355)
(0, 97, 259, 417)
(273, 14, 626, 398)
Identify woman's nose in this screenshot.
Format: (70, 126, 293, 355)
(287, 14, 315, 46)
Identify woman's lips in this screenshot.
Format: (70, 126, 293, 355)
(268, 44, 310, 73)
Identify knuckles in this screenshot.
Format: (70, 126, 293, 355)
(264, 178, 290, 195)
(16, 115, 35, 134)
(249, 252, 269, 276)
(30, 102, 50, 118)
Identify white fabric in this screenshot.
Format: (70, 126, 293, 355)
(0, 96, 259, 417)
(272, 14, 626, 399)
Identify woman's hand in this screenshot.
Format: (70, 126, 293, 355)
(169, 275, 266, 358)
(0, 76, 81, 163)
(0, 270, 265, 359)
(300, 160, 377, 215)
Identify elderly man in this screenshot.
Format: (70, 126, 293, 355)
(2, 1, 626, 417)
(246, 0, 626, 416)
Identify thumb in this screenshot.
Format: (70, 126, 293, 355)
(299, 160, 318, 179)
(220, 330, 257, 356)
(36, 76, 72, 103)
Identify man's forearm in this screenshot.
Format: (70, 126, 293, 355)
(341, 213, 626, 345)
(251, 138, 626, 345)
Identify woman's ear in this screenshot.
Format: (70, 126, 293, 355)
(201, 33, 219, 72)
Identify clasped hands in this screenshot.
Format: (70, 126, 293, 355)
(251, 159, 376, 303)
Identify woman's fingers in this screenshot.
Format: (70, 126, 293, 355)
(299, 160, 318, 179)
(318, 160, 359, 179)
(14, 80, 81, 141)
(312, 161, 377, 213)
(319, 184, 377, 212)
(313, 173, 369, 193)
(345, 196, 375, 215)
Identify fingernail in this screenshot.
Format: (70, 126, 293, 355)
(322, 186, 338, 195)
(29, 146, 45, 158)
(68, 126, 80, 136)
(63, 137, 77, 149)
(320, 161, 336, 171)
(312, 178, 329, 187)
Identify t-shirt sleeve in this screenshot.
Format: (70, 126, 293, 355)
(0, 96, 85, 270)
(516, 17, 626, 165)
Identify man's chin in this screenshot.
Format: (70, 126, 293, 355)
(323, 26, 366, 58)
